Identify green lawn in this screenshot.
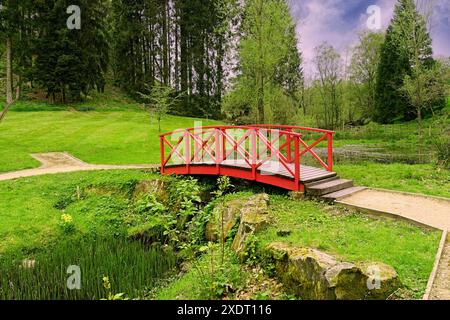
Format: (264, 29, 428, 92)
(258, 195, 441, 298)
(0, 108, 221, 173)
(336, 162, 450, 198)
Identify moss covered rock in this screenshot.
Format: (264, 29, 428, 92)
(266, 242, 401, 300)
(205, 199, 243, 242)
(206, 193, 271, 246)
(231, 194, 270, 254)
(133, 179, 169, 202)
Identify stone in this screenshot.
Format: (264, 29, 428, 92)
(265, 242, 401, 300)
(289, 191, 305, 200)
(205, 199, 243, 242)
(205, 193, 270, 245)
(231, 194, 270, 254)
(133, 179, 169, 202)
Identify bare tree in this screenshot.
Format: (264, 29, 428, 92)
(313, 43, 342, 129)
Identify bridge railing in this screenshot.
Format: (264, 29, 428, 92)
(159, 125, 335, 181)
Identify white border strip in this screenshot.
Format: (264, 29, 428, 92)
(423, 229, 448, 300)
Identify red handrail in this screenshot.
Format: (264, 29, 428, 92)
(160, 125, 335, 184)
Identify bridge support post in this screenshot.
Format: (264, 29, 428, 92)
(327, 133, 333, 172)
(215, 129, 220, 175)
(160, 137, 165, 174)
(251, 128, 257, 180)
(294, 136, 300, 189)
(185, 130, 190, 174)
(286, 130, 292, 163)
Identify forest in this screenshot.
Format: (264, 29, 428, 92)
(1, 0, 448, 128)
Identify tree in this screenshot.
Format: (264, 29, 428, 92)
(314, 43, 342, 129)
(0, 0, 16, 106)
(395, 2, 446, 146)
(32, 0, 110, 102)
(374, 0, 441, 123)
(112, 0, 234, 118)
(222, 0, 303, 124)
(349, 31, 384, 123)
(139, 83, 181, 132)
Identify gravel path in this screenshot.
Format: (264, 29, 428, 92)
(338, 188, 450, 301)
(0, 152, 159, 181)
(429, 233, 450, 300)
(338, 189, 450, 231)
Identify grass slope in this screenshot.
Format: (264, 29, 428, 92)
(0, 100, 221, 173)
(258, 195, 441, 298)
(0, 170, 158, 256)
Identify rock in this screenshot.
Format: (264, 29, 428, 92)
(205, 199, 243, 242)
(206, 193, 270, 245)
(231, 194, 270, 254)
(289, 191, 305, 200)
(266, 242, 401, 300)
(133, 179, 169, 202)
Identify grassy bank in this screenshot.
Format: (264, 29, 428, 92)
(256, 195, 441, 298)
(0, 170, 162, 256)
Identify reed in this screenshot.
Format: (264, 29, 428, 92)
(0, 237, 176, 300)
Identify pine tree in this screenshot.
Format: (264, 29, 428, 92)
(32, 0, 109, 102)
(374, 0, 438, 123)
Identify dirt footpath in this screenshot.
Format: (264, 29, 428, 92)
(0, 152, 159, 181)
(338, 189, 450, 231)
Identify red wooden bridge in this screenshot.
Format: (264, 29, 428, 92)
(160, 125, 358, 196)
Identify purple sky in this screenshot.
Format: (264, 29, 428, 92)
(288, 0, 450, 77)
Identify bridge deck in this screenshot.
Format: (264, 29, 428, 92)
(166, 159, 337, 184)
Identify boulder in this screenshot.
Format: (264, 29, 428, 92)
(266, 242, 401, 300)
(133, 179, 169, 202)
(206, 193, 270, 245)
(205, 199, 243, 242)
(231, 194, 270, 254)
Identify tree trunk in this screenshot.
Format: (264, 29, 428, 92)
(6, 37, 14, 105)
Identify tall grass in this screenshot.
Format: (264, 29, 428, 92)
(0, 237, 176, 300)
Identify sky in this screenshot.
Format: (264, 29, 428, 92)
(288, 0, 450, 77)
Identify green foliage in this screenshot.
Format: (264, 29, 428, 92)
(138, 83, 182, 132)
(196, 247, 244, 299)
(257, 195, 441, 298)
(31, 0, 110, 102)
(59, 214, 76, 234)
(223, 0, 303, 124)
(348, 32, 385, 124)
(212, 176, 234, 198)
(313, 43, 342, 129)
(374, 0, 442, 123)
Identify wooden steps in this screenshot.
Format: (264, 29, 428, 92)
(306, 179, 354, 196)
(305, 176, 366, 202)
(322, 186, 367, 201)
